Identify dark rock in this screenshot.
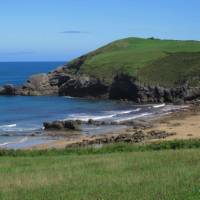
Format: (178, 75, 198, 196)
(43, 120, 80, 131)
(65, 129, 177, 148)
(88, 119, 94, 125)
(49, 74, 71, 87)
(87, 119, 109, 126)
(147, 130, 176, 139)
(173, 98, 185, 105)
(117, 120, 152, 129)
(75, 120, 82, 125)
(20, 74, 59, 96)
(63, 120, 80, 130)
(67, 55, 88, 72)
(0, 84, 17, 95)
(2, 62, 200, 103)
(101, 121, 106, 125)
(59, 75, 108, 98)
(43, 121, 64, 130)
(0, 87, 4, 94)
(109, 74, 139, 102)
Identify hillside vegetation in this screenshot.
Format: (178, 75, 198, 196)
(68, 37, 200, 87)
(4, 37, 200, 100)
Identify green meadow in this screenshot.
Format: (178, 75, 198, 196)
(68, 37, 200, 87)
(1, 140, 200, 200)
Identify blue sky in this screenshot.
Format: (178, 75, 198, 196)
(0, 0, 200, 61)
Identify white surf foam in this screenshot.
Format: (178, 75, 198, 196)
(19, 137, 28, 143)
(160, 105, 188, 113)
(10, 127, 39, 132)
(0, 142, 10, 147)
(0, 137, 28, 147)
(106, 108, 142, 115)
(0, 124, 17, 128)
(0, 124, 40, 132)
(114, 113, 152, 122)
(64, 96, 75, 99)
(153, 103, 166, 108)
(66, 108, 143, 121)
(67, 108, 144, 121)
(67, 114, 115, 121)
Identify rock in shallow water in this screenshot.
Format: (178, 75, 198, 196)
(0, 84, 17, 95)
(43, 120, 81, 131)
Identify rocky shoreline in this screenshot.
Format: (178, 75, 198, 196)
(27, 101, 200, 149)
(1, 54, 200, 149)
(1, 101, 198, 150)
(27, 104, 195, 149)
(1, 66, 200, 104)
(29, 127, 176, 150)
(64, 130, 176, 149)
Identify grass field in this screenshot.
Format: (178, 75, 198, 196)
(67, 37, 200, 87)
(1, 141, 200, 199)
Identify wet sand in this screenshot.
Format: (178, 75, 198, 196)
(144, 103, 200, 140)
(27, 102, 200, 150)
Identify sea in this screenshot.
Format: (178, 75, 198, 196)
(0, 62, 183, 149)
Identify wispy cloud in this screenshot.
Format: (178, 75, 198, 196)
(60, 30, 90, 34)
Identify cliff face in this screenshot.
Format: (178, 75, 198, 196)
(2, 70, 200, 103)
(2, 37, 200, 103)
(17, 69, 109, 98)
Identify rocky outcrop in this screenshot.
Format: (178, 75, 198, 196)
(20, 73, 59, 96)
(2, 70, 109, 98)
(109, 74, 139, 101)
(43, 120, 81, 131)
(109, 74, 200, 103)
(113, 119, 152, 129)
(65, 130, 176, 148)
(0, 84, 17, 95)
(1, 65, 200, 103)
(59, 75, 108, 98)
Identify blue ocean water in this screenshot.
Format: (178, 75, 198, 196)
(0, 62, 179, 148)
(0, 95, 143, 133)
(0, 61, 64, 85)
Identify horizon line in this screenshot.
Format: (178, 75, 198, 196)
(0, 60, 67, 62)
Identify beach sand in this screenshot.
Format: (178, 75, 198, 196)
(144, 104, 200, 140)
(29, 103, 200, 149)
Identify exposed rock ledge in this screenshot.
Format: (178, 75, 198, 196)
(65, 130, 176, 148)
(1, 66, 200, 103)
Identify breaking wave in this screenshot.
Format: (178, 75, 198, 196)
(0, 124, 17, 128)
(153, 103, 166, 108)
(0, 137, 28, 147)
(0, 124, 40, 132)
(67, 108, 145, 122)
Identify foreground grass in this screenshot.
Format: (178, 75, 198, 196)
(1, 139, 200, 157)
(1, 140, 200, 199)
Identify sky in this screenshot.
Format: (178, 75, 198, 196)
(0, 0, 200, 61)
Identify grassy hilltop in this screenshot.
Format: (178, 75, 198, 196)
(68, 37, 200, 87)
(10, 37, 200, 99)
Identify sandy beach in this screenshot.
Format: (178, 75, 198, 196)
(145, 103, 200, 140)
(27, 102, 200, 149)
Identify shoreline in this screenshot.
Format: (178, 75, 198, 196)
(1, 101, 199, 150)
(28, 102, 197, 150)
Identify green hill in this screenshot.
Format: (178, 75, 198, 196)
(67, 37, 200, 87)
(8, 37, 200, 101)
